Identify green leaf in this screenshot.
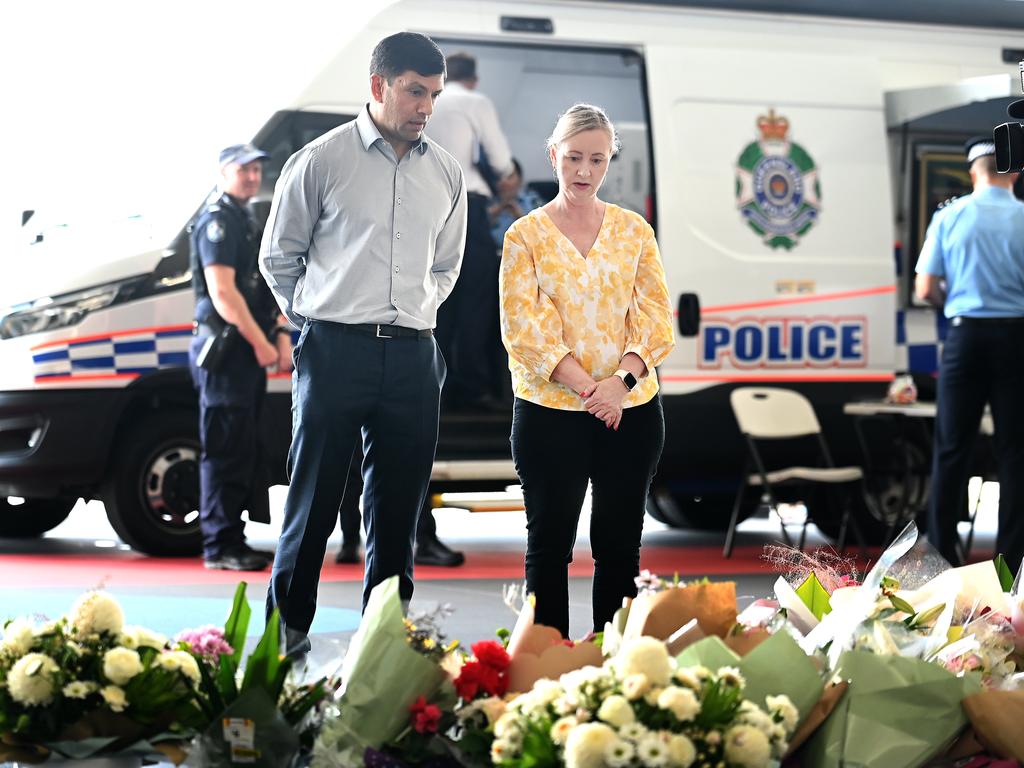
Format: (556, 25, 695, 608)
(223, 582, 251, 669)
(994, 554, 1015, 593)
(888, 594, 917, 615)
(239, 609, 288, 700)
(794, 573, 833, 620)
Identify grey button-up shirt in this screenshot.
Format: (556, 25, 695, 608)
(259, 106, 467, 330)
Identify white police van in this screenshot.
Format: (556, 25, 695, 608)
(2, 0, 1021, 554)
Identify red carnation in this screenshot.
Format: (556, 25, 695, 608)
(454, 660, 483, 701)
(470, 640, 511, 672)
(409, 695, 442, 734)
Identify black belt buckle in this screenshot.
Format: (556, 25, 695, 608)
(375, 324, 394, 339)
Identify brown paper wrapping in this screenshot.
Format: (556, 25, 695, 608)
(785, 681, 849, 757)
(623, 581, 738, 642)
(506, 600, 603, 694)
(962, 689, 1024, 760)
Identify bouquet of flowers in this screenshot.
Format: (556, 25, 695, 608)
(183, 582, 337, 768)
(0, 590, 202, 764)
(312, 577, 458, 768)
(489, 635, 798, 768)
(446, 639, 513, 765)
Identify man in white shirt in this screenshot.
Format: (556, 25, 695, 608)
(429, 52, 514, 411)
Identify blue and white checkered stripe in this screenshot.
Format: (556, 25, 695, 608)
(896, 307, 946, 376)
(33, 327, 193, 380)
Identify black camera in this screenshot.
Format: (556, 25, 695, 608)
(994, 60, 1024, 173)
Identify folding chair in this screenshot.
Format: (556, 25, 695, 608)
(723, 387, 865, 557)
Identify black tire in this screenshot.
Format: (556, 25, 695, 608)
(0, 496, 76, 538)
(647, 487, 758, 531)
(103, 410, 202, 556)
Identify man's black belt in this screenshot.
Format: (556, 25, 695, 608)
(952, 316, 1024, 326)
(340, 323, 433, 339)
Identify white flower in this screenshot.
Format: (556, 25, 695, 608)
(724, 724, 772, 768)
(673, 668, 703, 690)
(636, 734, 670, 767)
(103, 647, 143, 686)
(605, 737, 636, 767)
(657, 686, 701, 722)
(553, 696, 576, 715)
(597, 695, 635, 728)
(550, 716, 578, 745)
(564, 722, 618, 768)
(668, 733, 697, 767)
(706, 730, 722, 746)
(1, 618, 35, 656)
(717, 666, 746, 688)
(69, 592, 124, 636)
(766, 694, 799, 733)
(458, 696, 506, 725)
(118, 625, 165, 650)
(62, 680, 97, 699)
(33, 620, 61, 637)
(100, 685, 128, 712)
(490, 737, 517, 763)
(7, 653, 58, 706)
(644, 685, 664, 707)
(737, 702, 775, 734)
(533, 677, 563, 705)
(494, 710, 521, 740)
(162, 650, 200, 684)
(619, 722, 648, 742)
(622, 672, 650, 700)
(613, 637, 672, 686)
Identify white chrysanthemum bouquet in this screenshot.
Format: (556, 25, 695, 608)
(490, 636, 797, 768)
(0, 590, 204, 763)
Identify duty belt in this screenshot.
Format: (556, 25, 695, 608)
(340, 323, 433, 339)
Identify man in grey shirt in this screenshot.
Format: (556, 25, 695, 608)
(259, 31, 467, 651)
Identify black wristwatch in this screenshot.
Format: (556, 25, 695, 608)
(614, 369, 637, 391)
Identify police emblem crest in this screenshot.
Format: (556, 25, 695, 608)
(206, 219, 225, 243)
(735, 109, 821, 250)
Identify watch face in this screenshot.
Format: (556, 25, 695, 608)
(624, 372, 637, 390)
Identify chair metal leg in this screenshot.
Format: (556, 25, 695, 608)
(723, 479, 747, 558)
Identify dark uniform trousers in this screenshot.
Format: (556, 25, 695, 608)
(928, 318, 1024, 571)
(269, 319, 445, 635)
(435, 193, 500, 403)
(188, 339, 266, 560)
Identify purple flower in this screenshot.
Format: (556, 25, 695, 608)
(176, 625, 233, 661)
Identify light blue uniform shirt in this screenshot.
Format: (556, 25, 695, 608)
(915, 186, 1024, 318)
(259, 106, 468, 330)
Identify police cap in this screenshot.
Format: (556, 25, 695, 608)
(964, 135, 996, 165)
(219, 143, 270, 168)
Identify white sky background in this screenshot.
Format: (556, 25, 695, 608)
(1, 0, 389, 252)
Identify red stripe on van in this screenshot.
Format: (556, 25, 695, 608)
(660, 372, 895, 383)
(698, 285, 897, 315)
(33, 373, 141, 384)
(30, 324, 195, 351)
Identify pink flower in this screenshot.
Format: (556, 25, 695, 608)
(176, 625, 234, 661)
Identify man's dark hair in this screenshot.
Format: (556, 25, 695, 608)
(445, 52, 477, 82)
(370, 32, 446, 82)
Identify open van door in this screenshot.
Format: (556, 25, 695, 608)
(642, 44, 896, 525)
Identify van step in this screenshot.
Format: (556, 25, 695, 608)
(431, 490, 525, 513)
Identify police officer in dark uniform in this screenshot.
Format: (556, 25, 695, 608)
(190, 143, 291, 571)
(915, 136, 1024, 571)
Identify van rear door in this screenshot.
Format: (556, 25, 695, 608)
(644, 46, 896, 392)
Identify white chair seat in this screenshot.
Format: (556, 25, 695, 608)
(749, 466, 864, 485)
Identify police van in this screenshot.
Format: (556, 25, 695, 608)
(2, 0, 1021, 555)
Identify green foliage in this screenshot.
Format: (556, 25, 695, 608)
(994, 554, 1015, 593)
(795, 573, 833, 620)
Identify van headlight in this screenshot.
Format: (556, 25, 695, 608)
(0, 276, 147, 340)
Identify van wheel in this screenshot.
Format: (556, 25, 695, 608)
(647, 489, 751, 531)
(0, 496, 76, 537)
(103, 411, 202, 556)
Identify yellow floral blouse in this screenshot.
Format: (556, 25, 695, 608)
(499, 203, 675, 411)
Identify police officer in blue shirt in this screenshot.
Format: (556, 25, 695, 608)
(190, 144, 292, 571)
(915, 136, 1024, 571)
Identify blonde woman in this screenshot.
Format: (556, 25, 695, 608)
(499, 104, 675, 636)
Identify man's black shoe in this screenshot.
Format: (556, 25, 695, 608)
(335, 541, 361, 564)
(414, 537, 465, 567)
(204, 545, 269, 572)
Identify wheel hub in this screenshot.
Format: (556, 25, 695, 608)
(143, 445, 200, 527)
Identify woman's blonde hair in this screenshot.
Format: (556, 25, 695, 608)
(545, 103, 621, 156)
